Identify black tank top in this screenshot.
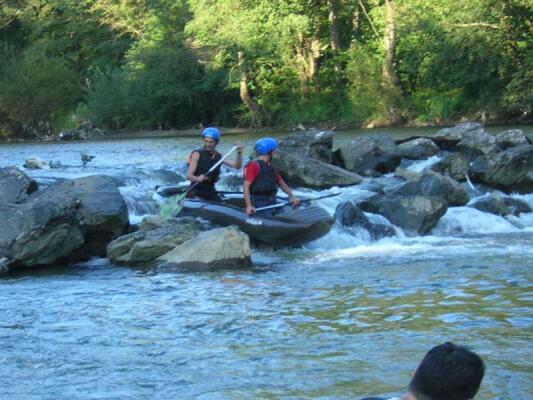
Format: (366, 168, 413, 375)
(191, 148, 222, 197)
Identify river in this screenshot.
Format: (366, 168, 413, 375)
(0, 126, 532, 399)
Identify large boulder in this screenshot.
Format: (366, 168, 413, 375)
(432, 122, 485, 150)
(476, 145, 533, 193)
(335, 202, 396, 240)
(455, 129, 498, 161)
(358, 195, 448, 235)
(0, 167, 38, 204)
(495, 129, 530, 150)
(273, 149, 363, 189)
(29, 175, 129, 256)
(107, 217, 205, 264)
(397, 137, 440, 160)
(391, 170, 469, 206)
(430, 153, 469, 181)
(0, 196, 84, 272)
(339, 133, 401, 176)
(158, 226, 252, 270)
(278, 130, 334, 163)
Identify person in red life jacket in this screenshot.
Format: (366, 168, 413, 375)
(186, 127, 243, 201)
(243, 137, 300, 216)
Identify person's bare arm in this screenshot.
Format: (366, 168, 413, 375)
(243, 180, 255, 215)
(278, 178, 300, 206)
(186, 151, 206, 183)
(223, 142, 244, 169)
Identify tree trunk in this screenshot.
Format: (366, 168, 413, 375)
(383, 0, 401, 90)
(326, 0, 340, 51)
(294, 33, 321, 95)
(237, 50, 261, 127)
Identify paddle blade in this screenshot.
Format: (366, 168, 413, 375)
(159, 192, 187, 219)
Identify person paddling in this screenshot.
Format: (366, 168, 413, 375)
(186, 127, 243, 201)
(243, 137, 300, 216)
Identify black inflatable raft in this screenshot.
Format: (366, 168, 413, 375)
(171, 192, 334, 247)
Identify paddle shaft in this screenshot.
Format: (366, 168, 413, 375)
(254, 192, 341, 212)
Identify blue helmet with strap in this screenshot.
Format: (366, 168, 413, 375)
(202, 127, 221, 143)
(255, 137, 278, 155)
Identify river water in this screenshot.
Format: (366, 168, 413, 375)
(0, 127, 532, 399)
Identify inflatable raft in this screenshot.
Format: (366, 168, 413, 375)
(157, 189, 333, 247)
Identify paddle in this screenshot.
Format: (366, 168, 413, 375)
(254, 192, 341, 212)
(159, 146, 238, 218)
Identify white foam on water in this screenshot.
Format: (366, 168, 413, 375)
(404, 154, 442, 173)
(433, 206, 523, 235)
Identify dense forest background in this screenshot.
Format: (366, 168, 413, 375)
(0, 0, 531, 139)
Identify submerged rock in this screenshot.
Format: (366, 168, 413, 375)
(469, 193, 532, 216)
(23, 156, 49, 170)
(158, 226, 252, 270)
(335, 202, 396, 240)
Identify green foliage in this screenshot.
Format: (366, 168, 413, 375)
(85, 44, 219, 129)
(0, 46, 82, 136)
(0, 0, 531, 137)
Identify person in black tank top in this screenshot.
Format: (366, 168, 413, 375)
(243, 137, 300, 216)
(186, 127, 243, 201)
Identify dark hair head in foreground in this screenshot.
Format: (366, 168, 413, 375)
(409, 342, 485, 400)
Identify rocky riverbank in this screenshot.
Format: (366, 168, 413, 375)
(1, 122, 532, 275)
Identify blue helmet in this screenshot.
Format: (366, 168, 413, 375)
(255, 137, 278, 155)
(202, 127, 221, 143)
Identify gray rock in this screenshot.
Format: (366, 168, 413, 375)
(503, 197, 532, 216)
(394, 167, 422, 182)
(0, 196, 84, 272)
(495, 129, 529, 150)
(358, 195, 448, 235)
(29, 175, 129, 256)
(468, 193, 512, 216)
(432, 122, 485, 150)
(0, 257, 8, 274)
(335, 202, 395, 240)
(456, 129, 498, 161)
(158, 226, 252, 270)
(107, 217, 204, 264)
(478, 145, 533, 193)
(430, 153, 469, 181)
(23, 156, 49, 169)
(139, 215, 167, 232)
(0, 167, 38, 204)
(278, 130, 334, 163)
(391, 170, 469, 206)
(273, 150, 363, 189)
(339, 133, 401, 176)
(397, 138, 440, 160)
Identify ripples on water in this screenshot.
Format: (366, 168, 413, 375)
(1, 133, 532, 399)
